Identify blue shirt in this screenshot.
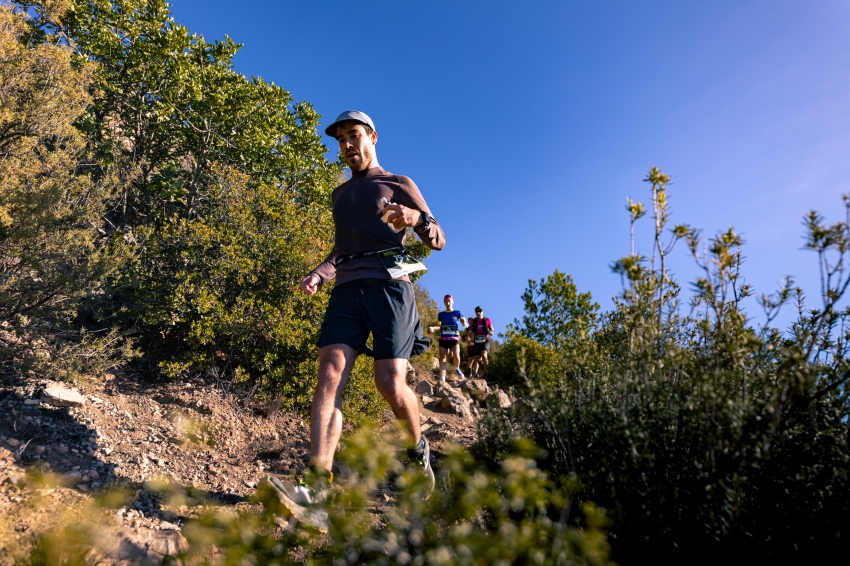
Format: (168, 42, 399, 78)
(437, 310, 464, 339)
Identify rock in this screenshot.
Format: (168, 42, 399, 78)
(34, 445, 46, 454)
(441, 396, 472, 420)
(419, 413, 427, 423)
(421, 395, 440, 404)
(23, 399, 40, 405)
(5, 438, 20, 447)
(414, 380, 434, 396)
(161, 510, 179, 523)
(487, 390, 512, 409)
(428, 416, 442, 425)
(160, 521, 180, 531)
(42, 386, 86, 407)
(89, 525, 190, 564)
(460, 379, 491, 402)
(244, 479, 256, 488)
(62, 470, 83, 486)
(434, 383, 461, 399)
(103, 447, 113, 455)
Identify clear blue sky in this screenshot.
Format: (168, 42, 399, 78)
(170, 0, 850, 334)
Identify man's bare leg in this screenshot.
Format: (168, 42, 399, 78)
(479, 350, 489, 375)
(309, 344, 358, 472)
(449, 344, 462, 377)
(374, 358, 421, 445)
(438, 347, 448, 380)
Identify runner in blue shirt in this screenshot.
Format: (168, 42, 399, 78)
(428, 294, 466, 381)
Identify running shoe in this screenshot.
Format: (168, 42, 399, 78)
(281, 471, 329, 505)
(258, 472, 330, 532)
(455, 368, 465, 380)
(407, 436, 436, 499)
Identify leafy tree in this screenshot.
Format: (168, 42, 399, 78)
(514, 270, 599, 349)
(0, 4, 133, 380)
(19, 0, 342, 229)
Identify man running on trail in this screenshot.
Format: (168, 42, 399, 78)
(469, 306, 494, 376)
(277, 110, 445, 511)
(428, 295, 466, 382)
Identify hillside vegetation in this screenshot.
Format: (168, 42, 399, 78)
(483, 169, 850, 561)
(1, 1, 849, 564)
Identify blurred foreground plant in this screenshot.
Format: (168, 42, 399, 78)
(183, 423, 613, 565)
(14, 424, 611, 565)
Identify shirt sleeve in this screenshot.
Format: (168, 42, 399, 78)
(308, 248, 337, 286)
(395, 175, 446, 250)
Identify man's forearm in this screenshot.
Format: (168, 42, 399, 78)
(413, 219, 445, 251)
(309, 250, 337, 286)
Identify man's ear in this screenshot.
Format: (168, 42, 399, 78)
(371, 130, 378, 145)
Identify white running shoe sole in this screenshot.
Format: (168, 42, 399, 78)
(261, 476, 329, 533)
(421, 438, 436, 500)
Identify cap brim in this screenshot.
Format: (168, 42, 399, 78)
(324, 118, 369, 138)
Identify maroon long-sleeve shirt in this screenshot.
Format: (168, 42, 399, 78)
(308, 167, 445, 286)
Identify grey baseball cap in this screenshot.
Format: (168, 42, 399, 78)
(323, 110, 375, 137)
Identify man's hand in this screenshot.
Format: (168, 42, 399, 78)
(384, 204, 422, 230)
(299, 274, 320, 295)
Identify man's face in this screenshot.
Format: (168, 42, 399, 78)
(476, 310, 483, 319)
(336, 122, 377, 172)
(444, 297, 454, 310)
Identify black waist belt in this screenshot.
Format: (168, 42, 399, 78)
(334, 247, 404, 267)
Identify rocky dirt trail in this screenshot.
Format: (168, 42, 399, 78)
(0, 363, 511, 564)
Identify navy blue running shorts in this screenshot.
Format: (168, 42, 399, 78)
(473, 340, 491, 356)
(318, 278, 429, 360)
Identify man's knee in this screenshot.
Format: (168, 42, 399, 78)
(374, 360, 410, 407)
(377, 379, 410, 410)
(317, 345, 356, 391)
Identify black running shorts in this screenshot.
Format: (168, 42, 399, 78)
(473, 340, 491, 355)
(438, 338, 460, 350)
(318, 278, 427, 360)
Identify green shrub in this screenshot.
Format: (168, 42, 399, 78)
(487, 333, 556, 385)
(479, 170, 850, 562)
(116, 167, 383, 415)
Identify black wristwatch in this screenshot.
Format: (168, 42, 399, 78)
(418, 211, 432, 228)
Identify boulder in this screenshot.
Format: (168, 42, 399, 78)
(434, 383, 461, 399)
(414, 380, 434, 396)
(487, 390, 512, 409)
(42, 385, 86, 407)
(460, 379, 491, 402)
(88, 524, 190, 565)
(441, 395, 472, 420)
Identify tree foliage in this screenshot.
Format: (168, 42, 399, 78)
(0, 3, 134, 379)
(30, 0, 342, 228)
